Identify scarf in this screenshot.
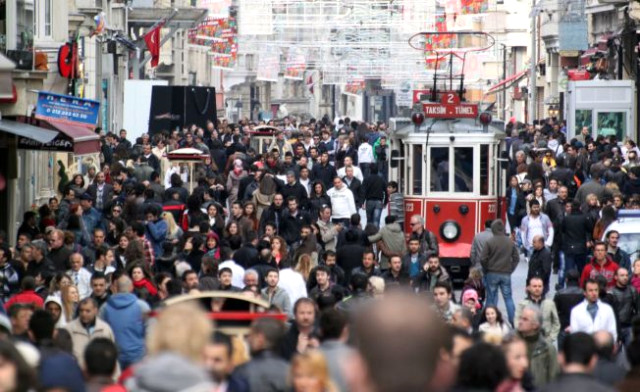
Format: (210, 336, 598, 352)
(133, 278, 158, 297)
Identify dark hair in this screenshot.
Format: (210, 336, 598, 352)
(250, 318, 285, 350)
(218, 267, 232, 277)
(319, 308, 347, 340)
(481, 305, 505, 326)
(350, 273, 369, 292)
(323, 250, 336, 260)
(85, 338, 119, 377)
(28, 309, 55, 343)
(433, 281, 452, 294)
(20, 276, 35, 291)
(210, 331, 233, 359)
(562, 332, 596, 366)
(182, 269, 198, 282)
(456, 342, 508, 390)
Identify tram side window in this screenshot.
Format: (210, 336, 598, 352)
(480, 145, 489, 195)
(454, 147, 474, 193)
(413, 145, 423, 195)
(430, 147, 449, 192)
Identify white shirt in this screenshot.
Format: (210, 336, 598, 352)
(570, 299, 617, 341)
(525, 216, 544, 248)
(278, 268, 308, 306)
(358, 143, 375, 164)
(218, 260, 245, 289)
(67, 268, 92, 300)
(337, 165, 363, 182)
(327, 186, 357, 219)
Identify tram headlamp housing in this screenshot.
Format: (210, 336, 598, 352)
(440, 220, 461, 242)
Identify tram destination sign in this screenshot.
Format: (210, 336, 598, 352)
(422, 93, 478, 119)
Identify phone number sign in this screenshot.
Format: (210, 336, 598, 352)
(35, 91, 100, 126)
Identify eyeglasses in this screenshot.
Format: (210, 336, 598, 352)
(113, 209, 122, 213)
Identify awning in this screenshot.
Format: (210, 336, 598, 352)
(0, 118, 59, 143)
(128, 7, 208, 29)
(45, 120, 100, 155)
(486, 69, 528, 94)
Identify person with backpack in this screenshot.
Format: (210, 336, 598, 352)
(408, 215, 439, 258)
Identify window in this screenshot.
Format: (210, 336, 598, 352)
(454, 147, 474, 193)
(575, 109, 592, 137)
(430, 147, 449, 192)
(412, 145, 423, 195)
(597, 111, 626, 141)
(34, 0, 52, 39)
(480, 144, 489, 195)
(16, 0, 35, 50)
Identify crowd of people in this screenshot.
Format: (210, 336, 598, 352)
(0, 115, 638, 391)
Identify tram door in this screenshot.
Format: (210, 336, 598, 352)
(403, 142, 425, 233)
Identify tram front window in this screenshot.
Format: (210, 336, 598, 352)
(454, 147, 474, 193)
(430, 147, 449, 192)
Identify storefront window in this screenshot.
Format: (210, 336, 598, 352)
(575, 109, 592, 137)
(597, 112, 626, 141)
(430, 147, 449, 192)
(454, 147, 474, 193)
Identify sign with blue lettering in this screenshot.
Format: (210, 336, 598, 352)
(35, 91, 100, 126)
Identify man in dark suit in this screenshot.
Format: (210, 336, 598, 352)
(86, 171, 114, 213)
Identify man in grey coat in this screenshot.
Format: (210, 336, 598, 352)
(367, 215, 407, 270)
(319, 309, 355, 392)
(480, 219, 520, 326)
(470, 219, 493, 270)
(232, 318, 289, 392)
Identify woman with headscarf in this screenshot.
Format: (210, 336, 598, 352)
(252, 171, 277, 220)
(226, 158, 247, 206)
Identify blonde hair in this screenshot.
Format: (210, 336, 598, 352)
(162, 211, 178, 235)
(290, 350, 337, 392)
(295, 254, 313, 281)
(369, 276, 385, 297)
(146, 302, 213, 363)
(60, 284, 79, 322)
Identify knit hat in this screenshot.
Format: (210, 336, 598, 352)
(39, 352, 86, 392)
(462, 289, 481, 310)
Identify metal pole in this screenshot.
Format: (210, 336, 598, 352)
(529, 0, 537, 124)
(502, 44, 507, 121)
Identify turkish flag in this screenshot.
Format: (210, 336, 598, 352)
(144, 24, 162, 67)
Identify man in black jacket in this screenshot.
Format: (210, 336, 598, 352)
(527, 235, 552, 295)
(311, 152, 337, 189)
(610, 267, 639, 346)
(280, 197, 311, 246)
(259, 193, 285, 235)
(553, 270, 584, 347)
(337, 230, 365, 282)
(560, 200, 592, 288)
(279, 171, 309, 211)
(362, 164, 387, 228)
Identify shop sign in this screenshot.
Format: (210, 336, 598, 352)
(35, 91, 100, 126)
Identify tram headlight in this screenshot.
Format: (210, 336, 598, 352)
(440, 220, 460, 242)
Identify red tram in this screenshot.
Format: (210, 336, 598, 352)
(388, 32, 506, 283)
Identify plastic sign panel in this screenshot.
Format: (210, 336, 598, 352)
(422, 93, 478, 118)
(35, 91, 100, 126)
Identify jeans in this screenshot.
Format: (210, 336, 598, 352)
(366, 199, 384, 227)
(485, 273, 516, 327)
(559, 252, 586, 289)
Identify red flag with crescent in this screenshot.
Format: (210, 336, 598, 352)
(144, 24, 163, 67)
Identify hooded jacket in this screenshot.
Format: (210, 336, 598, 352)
(100, 293, 147, 367)
(367, 222, 407, 269)
(480, 220, 520, 274)
(126, 353, 214, 392)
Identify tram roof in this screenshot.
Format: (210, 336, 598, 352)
(392, 117, 506, 137)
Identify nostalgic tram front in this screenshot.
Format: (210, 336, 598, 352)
(389, 114, 505, 284)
